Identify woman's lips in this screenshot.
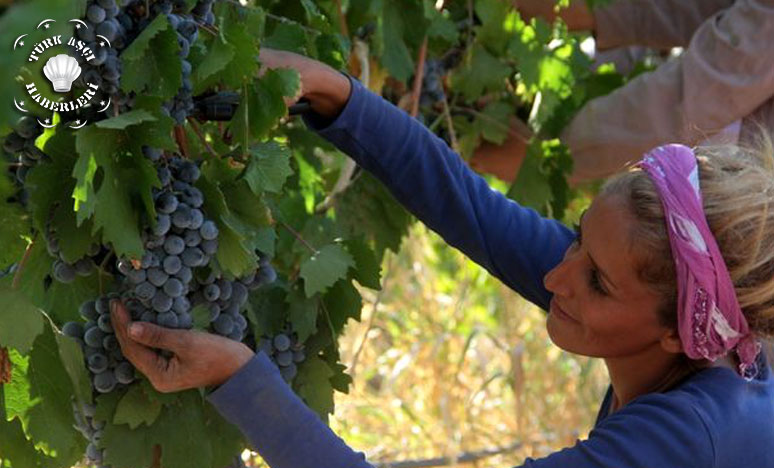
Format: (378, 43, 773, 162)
(550, 299, 580, 323)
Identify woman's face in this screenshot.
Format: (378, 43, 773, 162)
(543, 195, 674, 358)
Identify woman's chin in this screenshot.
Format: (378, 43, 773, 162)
(546, 313, 584, 355)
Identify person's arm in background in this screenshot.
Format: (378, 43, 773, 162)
(591, 0, 734, 50)
(563, 0, 774, 183)
(471, 0, 737, 184)
(515, 0, 733, 49)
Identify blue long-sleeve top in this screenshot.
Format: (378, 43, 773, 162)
(207, 77, 774, 467)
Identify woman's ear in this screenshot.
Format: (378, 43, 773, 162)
(659, 328, 683, 354)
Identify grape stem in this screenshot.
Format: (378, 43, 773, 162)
(409, 37, 428, 118)
(187, 117, 219, 159)
(441, 93, 459, 152)
(348, 253, 394, 380)
(0, 347, 11, 384)
(12, 232, 37, 290)
(278, 221, 317, 254)
(333, 0, 349, 37)
(174, 125, 190, 158)
(264, 12, 321, 36)
(97, 251, 114, 295)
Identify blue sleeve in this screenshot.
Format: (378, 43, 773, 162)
(207, 352, 373, 468)
(520, 393, 716, 467)
(304, 77, 576, 311)
(209, 355, 717, 468)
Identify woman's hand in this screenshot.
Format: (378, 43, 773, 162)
(258, 48, 352, 119)
(110, 300, 254, 393)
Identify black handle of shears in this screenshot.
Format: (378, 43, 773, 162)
(288, 98, 312, 116)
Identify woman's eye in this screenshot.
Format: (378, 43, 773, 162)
(589, 269, 607, 295)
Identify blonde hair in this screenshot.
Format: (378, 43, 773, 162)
(600, 135, 774, 350)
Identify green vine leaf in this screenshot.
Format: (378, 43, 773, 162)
(113, 382, 162, 429)
(0, 286, 44, 353)
(299, 244, 354, 297)
(242, 141, 293, 195)
(121, 14, 182, 98)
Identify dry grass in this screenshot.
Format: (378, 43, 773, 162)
(321, 222, 610, 467)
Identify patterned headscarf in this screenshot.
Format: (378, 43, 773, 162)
(637, 144, 761, 380)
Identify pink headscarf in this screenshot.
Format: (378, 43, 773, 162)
(637, 144, 761, 380)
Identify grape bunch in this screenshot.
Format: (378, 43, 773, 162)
(112, 151, 216, 330)
(72, 0, 220, 123)
(63, 294, 137, 394)
(73, 0, 128, 99)
(191, 0, 217, 26)
(161, 5, 200, 124)
(60, 148, 281, 397)
(188, 254, 277, 342)
(419, 58, 446, 110)
(44, 208, 101, 283)
(257, 331, 306, 383)
(2, 116, 46, 206)
(71, 399, 108, 468)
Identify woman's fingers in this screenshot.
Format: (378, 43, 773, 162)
(110, 300, 178, 387)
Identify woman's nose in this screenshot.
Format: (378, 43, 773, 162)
(543, 248, 575, 297)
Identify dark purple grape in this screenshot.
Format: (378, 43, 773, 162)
(163, 278, 184, 298)
(87, 4, 106, 23)
(114, 361, 134, 384)
(94, 370, 117, 393)
(62, 321, 85, 339)
(200, 221, 218, 240)
(273, 334, 290, 352)
(213, 314, 234, 335)
(164, 235, 185, 255)
(163, 255, 182, 275)
(147, 267, 169, 287)
(151, 291, 173, 313)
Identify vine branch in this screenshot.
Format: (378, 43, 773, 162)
(279, 221, 317, 254)
(373, 440, 524, 468)
(0, 347, 11, 384)
(333, 0, 349, 37)
(410, 37, 429, 118)
(187, 117, 219, 159)
(174, 125, 190, 158)
(12, 233, 37, 290)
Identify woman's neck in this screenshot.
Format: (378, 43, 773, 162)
(604, 346, 707, 413)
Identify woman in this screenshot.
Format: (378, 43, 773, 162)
(110, 50, 774, 467)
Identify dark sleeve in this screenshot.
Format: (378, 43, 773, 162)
(519, 393, 716, 467)
(304, 77, 575, 311)
(207, 352, 374, 468)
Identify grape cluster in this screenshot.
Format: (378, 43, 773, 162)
(419, 58, 446, 109)
(45, 210, 101, 283)
(162, 5, 199, 124)
(258, 332, 306, 383)
(63, 294, 137, 394)
(73, 0, 128, 99)
(71, 399, 108, 468)
(189, 254, 276, 341)
(61, 148, 281, 397)
(73, 0, 219, 123)
(2, 116, 47, 206)
(111, 151, 216, 330)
